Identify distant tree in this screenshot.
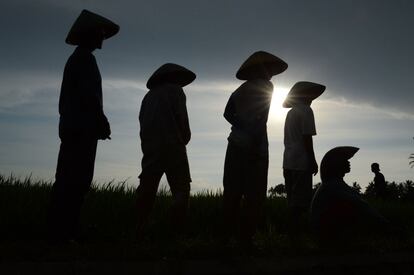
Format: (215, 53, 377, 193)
(268, 184, 286, 198)
(410, 137, 414, 168)
(400, 180, 414, 201)
(364, 181, 376, 198)
(351, 182, 362, 194)
(389, 181, 402, 200)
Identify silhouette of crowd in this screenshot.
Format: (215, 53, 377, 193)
(48, 9, 402, 249)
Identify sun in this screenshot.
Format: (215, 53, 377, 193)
(269, 87, 289, 121)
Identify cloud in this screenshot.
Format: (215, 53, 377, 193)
(1, 0, 413, 191)
(1, 0, 413, 115)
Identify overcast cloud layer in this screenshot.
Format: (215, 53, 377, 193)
(0, 0, 413, 190)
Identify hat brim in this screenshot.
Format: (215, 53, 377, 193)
(146, 63, 196, 89)
(236, 51, 288, 80)
(323, 147, 359, 163)
(66, 10, 119, 45)
(283, 82, 325, 108)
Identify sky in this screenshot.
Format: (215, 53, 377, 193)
(0, 0, 413, 192)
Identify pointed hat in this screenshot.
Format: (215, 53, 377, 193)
(320, 146, 359, 181)
(283, 81, 325, 108)
(146, 63, 196, 89)
(66, 10, 119, 45)
(236, 51, 288, 80)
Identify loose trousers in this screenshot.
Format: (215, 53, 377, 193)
(222, 142, 268, 243)
(49, 139, 97, 241)
(136, 144, 191, 236)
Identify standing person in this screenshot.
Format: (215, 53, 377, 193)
(371, 163, 387, 200)
(136, 63, 195, 239)
(49, 10, 119, 242)
(282, 81, 325, 238)
(222, 51, 288, 249)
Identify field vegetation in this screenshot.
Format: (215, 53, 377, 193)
(0, 174, 413, 261)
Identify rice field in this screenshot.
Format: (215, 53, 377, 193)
(0, 174, 413, 261)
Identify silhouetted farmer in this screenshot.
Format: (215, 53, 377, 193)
(311, 147, 393, 245)
(282, 81, 325, 237)
(222, 51, 288, 248)
(371, 163, 387, 200)
(49, 10, 119, 242)
(136, 63, 195, 238)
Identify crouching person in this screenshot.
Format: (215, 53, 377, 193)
(136, 63, 196, 240)
(310, 146, 397, 246)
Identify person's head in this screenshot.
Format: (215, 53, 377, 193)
(283, 81, 325, 108)
(78, 30, 105, 51)
(320, 146, 359, 182)
(371, 163, 380, 173)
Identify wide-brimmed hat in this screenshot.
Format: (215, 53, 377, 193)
(146, 63, 196, 89)
(283, 81, 325, 108)
(320, 146, 359, 181)
(236, 51, 288, 80)
(66, 10, 119, 45)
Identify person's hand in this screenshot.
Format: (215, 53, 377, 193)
(103, 122, 111, 140)
(312, 159, 318, 176)
(98, 116, 111, 140)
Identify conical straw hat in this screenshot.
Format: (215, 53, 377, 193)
(236, 51, 288, 80)
(66, 10, 119, 45)
(146, 63, 196, 89)
(283, 81, 325, 108)
(320, 146, 359, 181)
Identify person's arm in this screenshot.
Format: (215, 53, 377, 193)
(304, 135, 318, 175)
(77, 54, 110, 140)
(175, 88, 191, 145)
(302, 107, 318, 175)
(223, 94, 244, 129)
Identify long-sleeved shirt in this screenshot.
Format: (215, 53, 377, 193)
(59, 46, 109, 140)
(224, 79, 273, 154)
(139, 83, 191, 149)
(311, 178, 388, 233)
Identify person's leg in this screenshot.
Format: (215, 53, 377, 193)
(240, 153, 268, 246)
(222, 143, 244, 244)
(135, 175, 163, 235)
(165, 145, 191, 237)
(285, 170, 312, 237)
(136, 149, 164, 237)
(67, 140, 97, 239)
(49, 139, 97, 241)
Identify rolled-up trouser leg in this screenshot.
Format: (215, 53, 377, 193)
(168, 180, 190, 236)
(135, 174, 163, 233)
(165, 145, 192, 237)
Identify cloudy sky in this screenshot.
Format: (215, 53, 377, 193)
(0, 0, 413, 192)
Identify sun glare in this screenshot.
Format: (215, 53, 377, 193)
(269, 87, 289, 121)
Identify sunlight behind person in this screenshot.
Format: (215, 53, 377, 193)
(269, 87, 289, 121)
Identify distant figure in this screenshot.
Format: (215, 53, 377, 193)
(136, 63, 195, 239)
(371, 163, 387, 200)
(49, 10, 119, 242)
(282, 81, 325, 237)
(311, 147, 392, 244)
(222, 51, 288, 249)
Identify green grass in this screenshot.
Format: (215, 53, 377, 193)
(0, 174, 413, 261)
